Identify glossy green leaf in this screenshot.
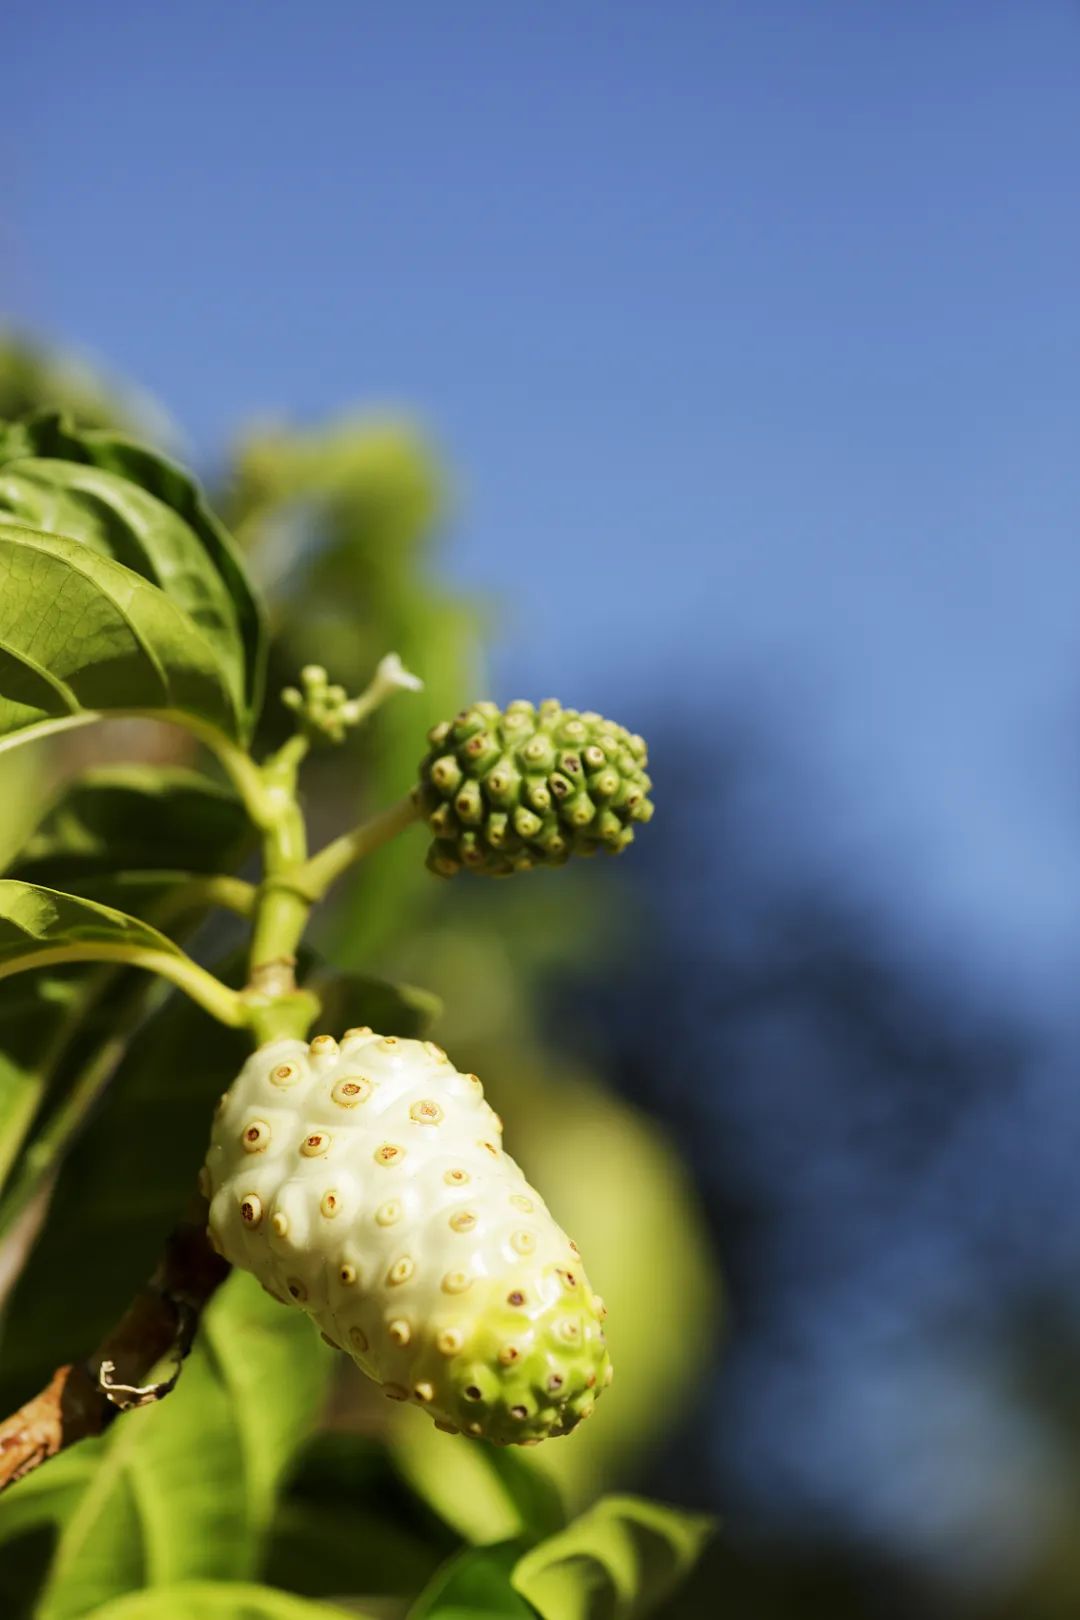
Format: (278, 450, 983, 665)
(0, 879, 190, 978)
(511, 1496, 714, 1620)
(408, 1541, 535, 1620)
(0, 1272, 333, 1620)
(0, 522, 242, 751)
(0, 411, 265, 728)
(86, 1584, 363, 1620)
(0, 461, 248, 720)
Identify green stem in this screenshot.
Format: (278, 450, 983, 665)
(298, 793, 421, 900)
(247, 779, 311, 976)
(241, 987, 322, 1046)
(0, 947, 245, 1028)
(264, 732, 310, 780)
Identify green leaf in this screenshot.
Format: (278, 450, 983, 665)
(0, 522, 242, 750)
(393, 1418, 565, 1547)
(0, 411, 265, 728)
(0, 1272, 333, 1620)
(0, 769, 251, 1213)
(11, 764, 249, 895)
(0, 461, 249, 721)
(263, 1433, 453, 1601)
(0, 336, 138, 433)
(313, 972, 443, 1040)
(408, 1542, 536, 1620)
(0, 954, 250, 1410)
(510, 1497, 714, 1620)
(0, 879, 192, 978)
(86, 1584, 364, 1620)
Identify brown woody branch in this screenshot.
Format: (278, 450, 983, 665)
(0, 1215, 228, 1494)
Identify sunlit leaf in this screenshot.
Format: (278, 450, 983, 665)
(0, 462, 248, 721)
(0, 879, 192, 979)
(0, 523, 242, 751)
(86, 1583, 363, 1620)
(0, 412, 264, 728)
(393, 1414, 564, 1547)
(511, 1495, 713, 1620)
(408, 1540, 534, 1620)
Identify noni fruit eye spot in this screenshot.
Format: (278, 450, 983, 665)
(417, 700, 653, 877)
(204, 1030, 611, 1445)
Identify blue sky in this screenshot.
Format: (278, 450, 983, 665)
(6, 1, 1080, 1012)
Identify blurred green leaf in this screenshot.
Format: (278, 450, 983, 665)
(0, 522, 242, 752)
(0, 334, 141, 433)
(393, 1417, 565, 1547)
(408, 1541, 535, 1620)
(0, 1272, 333, 1620)
(86, 1583, 364, 1620)
(0, 412, 265, 729)
(511, 1495, 714, 1620)
(263, 1432, 453, 1601)
(313, 972, 443, 1040)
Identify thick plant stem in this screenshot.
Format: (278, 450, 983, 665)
(299, 793, 422, 900)
(247, 775, 311, 983)
(241, 987, 322, 1047)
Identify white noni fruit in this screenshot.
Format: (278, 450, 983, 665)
(203, 1028, 611, 1444)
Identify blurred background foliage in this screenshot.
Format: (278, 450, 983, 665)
(5, 323, 1080, 1618)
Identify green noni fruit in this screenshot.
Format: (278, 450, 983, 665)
(416, 699, 653, 877)
(204, 1028, 611, 1444)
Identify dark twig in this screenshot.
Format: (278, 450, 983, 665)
(0, 1214, 228, 1494)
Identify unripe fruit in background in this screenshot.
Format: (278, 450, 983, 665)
(417, 700, 653, 877)
(204, 1028, 611, 1445)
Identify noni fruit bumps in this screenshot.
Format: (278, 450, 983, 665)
(204, 1028, 610, 1444)
(417, 700, 653, 877)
